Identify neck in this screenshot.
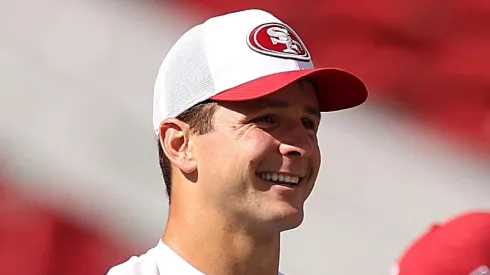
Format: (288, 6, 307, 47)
(162, 202, 281, 275)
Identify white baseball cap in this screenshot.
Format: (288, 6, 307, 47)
(152, 9, 368, 135)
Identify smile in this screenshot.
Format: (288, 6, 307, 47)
(257, 172, 303, 186)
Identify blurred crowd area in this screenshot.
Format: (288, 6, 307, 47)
(1, 0, 490, 274)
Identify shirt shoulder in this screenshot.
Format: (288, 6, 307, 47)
(106, 248, 159, 275)
(105, 240, 204, 275)
(105, 240, 285, 275)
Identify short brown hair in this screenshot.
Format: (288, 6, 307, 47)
(158, 101, 219, 201)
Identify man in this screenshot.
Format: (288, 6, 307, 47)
(107, 9, 368, 275)
(391, 211, 490, 275)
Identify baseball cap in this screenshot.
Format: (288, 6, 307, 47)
(392, 211, 490, 275)
(152, 9, 368, 135)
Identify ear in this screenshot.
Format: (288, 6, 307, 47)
(159, 118, 197, 174)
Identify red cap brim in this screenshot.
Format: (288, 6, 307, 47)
(210, 68, 368, 111)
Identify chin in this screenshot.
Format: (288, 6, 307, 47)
(270, 203, 305, 231)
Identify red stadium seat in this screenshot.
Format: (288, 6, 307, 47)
(0, 175, 135, 275)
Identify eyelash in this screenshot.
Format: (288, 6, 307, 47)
(251, 115, 317, 131)
(301, 118, 317, 130)
(253, 115, 277, 124)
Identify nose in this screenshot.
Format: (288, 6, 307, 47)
(278, 127, 314, 158)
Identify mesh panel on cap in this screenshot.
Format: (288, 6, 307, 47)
(153, 24, 216, 133)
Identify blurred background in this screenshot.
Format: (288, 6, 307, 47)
(1, 0, 490, 274)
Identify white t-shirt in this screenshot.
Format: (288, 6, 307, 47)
(106, 240, 285, 275)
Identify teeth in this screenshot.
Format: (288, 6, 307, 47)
(258, 172, 301, 185)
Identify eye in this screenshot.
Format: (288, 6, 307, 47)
(250, 115, 278, 127)
(301, 118, 317, 131)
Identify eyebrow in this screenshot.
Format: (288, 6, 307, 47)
(246, 99, 321, 119)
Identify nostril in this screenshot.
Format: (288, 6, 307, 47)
(286, 151, 302, 157)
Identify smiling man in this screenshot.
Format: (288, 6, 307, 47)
(107, 9, 368, 275)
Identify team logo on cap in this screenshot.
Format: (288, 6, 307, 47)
(247, 23, 311, 62)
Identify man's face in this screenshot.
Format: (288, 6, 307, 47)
(191, 80, 321, 233)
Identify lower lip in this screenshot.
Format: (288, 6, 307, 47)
(271, 184, 299, 193)
(257, 177, 300, 191)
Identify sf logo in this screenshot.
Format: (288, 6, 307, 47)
(266, 26, 304, 55)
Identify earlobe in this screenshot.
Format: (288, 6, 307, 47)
(159, 119, 197, 174)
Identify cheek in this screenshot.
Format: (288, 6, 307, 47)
(194, 135, 231, 171)
(240, 131, 278, 165)
(306, 142, 321, 182)
(314, 143, 321, 167)
(193, 130, 277, 178)
(193, 133, 246, 180)
(311, 144, 322, 176)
